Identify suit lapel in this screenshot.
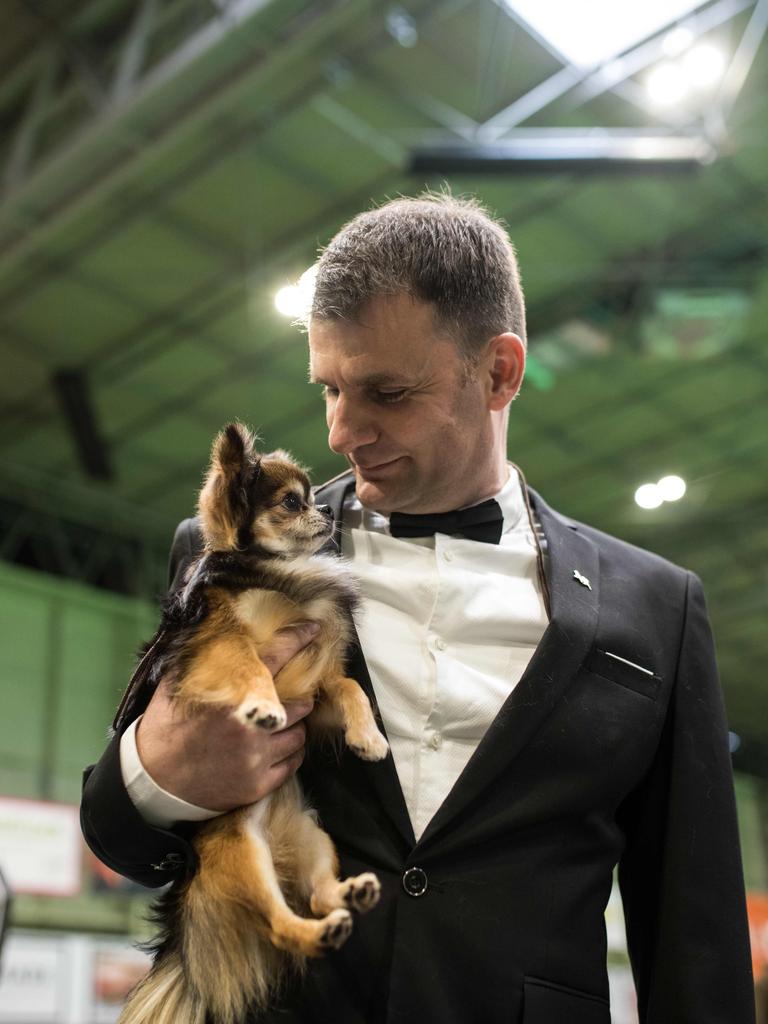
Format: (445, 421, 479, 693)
(416, 487, 600, 851)
(314, 472, 417, 849)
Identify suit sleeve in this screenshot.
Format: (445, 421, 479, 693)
(617, 571, 755, 1023)
(80, 519, 203, 887)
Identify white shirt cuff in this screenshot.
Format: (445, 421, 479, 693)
(119, 716, 221, 828)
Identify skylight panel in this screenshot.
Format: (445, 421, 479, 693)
(505, 0, 706, 68)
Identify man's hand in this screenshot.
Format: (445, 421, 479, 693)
(135, 622, 319, 811)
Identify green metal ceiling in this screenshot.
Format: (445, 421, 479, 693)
(0, 0, 766, 768)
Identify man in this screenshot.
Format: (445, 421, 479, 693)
(81, 194, 755, 1023)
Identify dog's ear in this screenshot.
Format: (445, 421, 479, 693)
(198, 422, 261, 550)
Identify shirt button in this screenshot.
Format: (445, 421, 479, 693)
(443, 549, 453, 562)
(428, 731, 442, 750)
(402, 866, 428, 897)
(435, 637, 446, 652)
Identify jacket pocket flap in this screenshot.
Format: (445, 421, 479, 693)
(522, 976, 610, 1024)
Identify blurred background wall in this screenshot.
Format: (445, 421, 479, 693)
(0, 1, 767, 1019)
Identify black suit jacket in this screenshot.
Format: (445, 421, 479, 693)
(81, 473, 755, 1024)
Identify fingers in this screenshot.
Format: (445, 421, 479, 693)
(137, 640, 316, 806)
(261, 747, 306, 797)
(267, 718, 307, 766)
(281, 698, 314, 729)
(261, 621, 320, 676)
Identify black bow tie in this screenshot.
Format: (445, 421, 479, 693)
(389, 498, 504, 545)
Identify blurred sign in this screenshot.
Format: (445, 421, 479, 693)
(0, 931, 150, 1023)
(92, 944, 150, 1022)
(0, 934, 65, 1021)
(0, 797, 80, 897)
(748, 891, 768, 984)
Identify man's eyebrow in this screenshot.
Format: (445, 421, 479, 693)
(307, 372, 409, 388)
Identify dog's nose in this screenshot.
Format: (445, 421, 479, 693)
(317, 504, 334, 519)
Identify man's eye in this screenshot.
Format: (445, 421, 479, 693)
(282, 493, 301, 512)
(376, 390, 407, 404)
(322, 385, 339, 400)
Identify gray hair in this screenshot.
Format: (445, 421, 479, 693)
(307, 192, 526, 358)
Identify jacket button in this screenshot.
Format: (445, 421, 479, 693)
(402, 866, 428, 897)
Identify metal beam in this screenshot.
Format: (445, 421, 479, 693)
(410, 130, 716, 173)
(715, 0, 768, 123)
(0, 0, 360, 274)
(3, 48, 59, 191)
(481, 0, 754, 138)
(111, 0, 159, 103)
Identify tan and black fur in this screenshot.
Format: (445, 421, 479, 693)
(117, 423, 388, 1024)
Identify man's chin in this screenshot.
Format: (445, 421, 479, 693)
(355, 476, 392, 512)
(353, 470, 406, 514)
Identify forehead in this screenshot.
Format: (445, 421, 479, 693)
(308, 294, 460, 382)
(260, 459, 310, 496)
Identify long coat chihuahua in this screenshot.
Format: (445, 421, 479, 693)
(117, 423, 388, 1024)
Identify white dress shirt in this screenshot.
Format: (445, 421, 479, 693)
(120, 466, 549, 838)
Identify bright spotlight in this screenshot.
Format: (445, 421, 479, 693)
(646, 62, 689, 106)
(274, 266, 317, 319)
(681, 43, 726, 88)
(662, 26, 694, 57)
(657, 475, 687, 501)
(275, 286, 300, 316)
(635, 483, 663, 509)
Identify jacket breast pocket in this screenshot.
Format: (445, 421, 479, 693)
(583, 646, 661, 700)
(522, 977, 611, 1024)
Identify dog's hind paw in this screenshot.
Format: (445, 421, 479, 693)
(342, 872, 381, 914)
(318, 909, 353, 951)
(233, 699, 287, 731)
(347, 730, 389, 762)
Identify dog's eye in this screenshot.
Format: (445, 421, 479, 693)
(281, 493, 301, 512)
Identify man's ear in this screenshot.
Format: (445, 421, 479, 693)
(485, 333, 525, 411)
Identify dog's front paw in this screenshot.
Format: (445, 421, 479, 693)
(348, 730, 389, 762)
(342, 872, 380, 914)
(318, 909, 353, 951)
(233, 699, 287, 731)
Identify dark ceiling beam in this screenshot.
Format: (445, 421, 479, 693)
(51, 367, 112, 480)
(410, 133, 716, 175)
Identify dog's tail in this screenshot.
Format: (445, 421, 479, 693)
(117, 953, 205, 1024)
(117, 932, 290, 1024)
(118, 862, 299, 1024)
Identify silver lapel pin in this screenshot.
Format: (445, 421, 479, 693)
(573, 569, 592, 590)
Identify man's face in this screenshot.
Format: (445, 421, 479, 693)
(308, 293, 496, 514)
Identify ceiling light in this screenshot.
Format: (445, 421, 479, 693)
(662, 26, 694, 57)
(274, 266, 317, 319)
(646, 61, 689, 105)
(504, 0, 705, 68)
(635, 483, 663, 509)
(681, 43, 726, 87)
(657, 474, 687, 501)
(635, 474, 688, 509)
(386, 7, 418, 47)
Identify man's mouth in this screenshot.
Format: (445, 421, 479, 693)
(354, 457, 404, 474)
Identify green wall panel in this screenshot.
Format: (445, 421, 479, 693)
(0, 562, 159, 804)
(0, 582, 49, 796)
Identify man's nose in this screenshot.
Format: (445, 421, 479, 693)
(327, 395, 377, 454)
